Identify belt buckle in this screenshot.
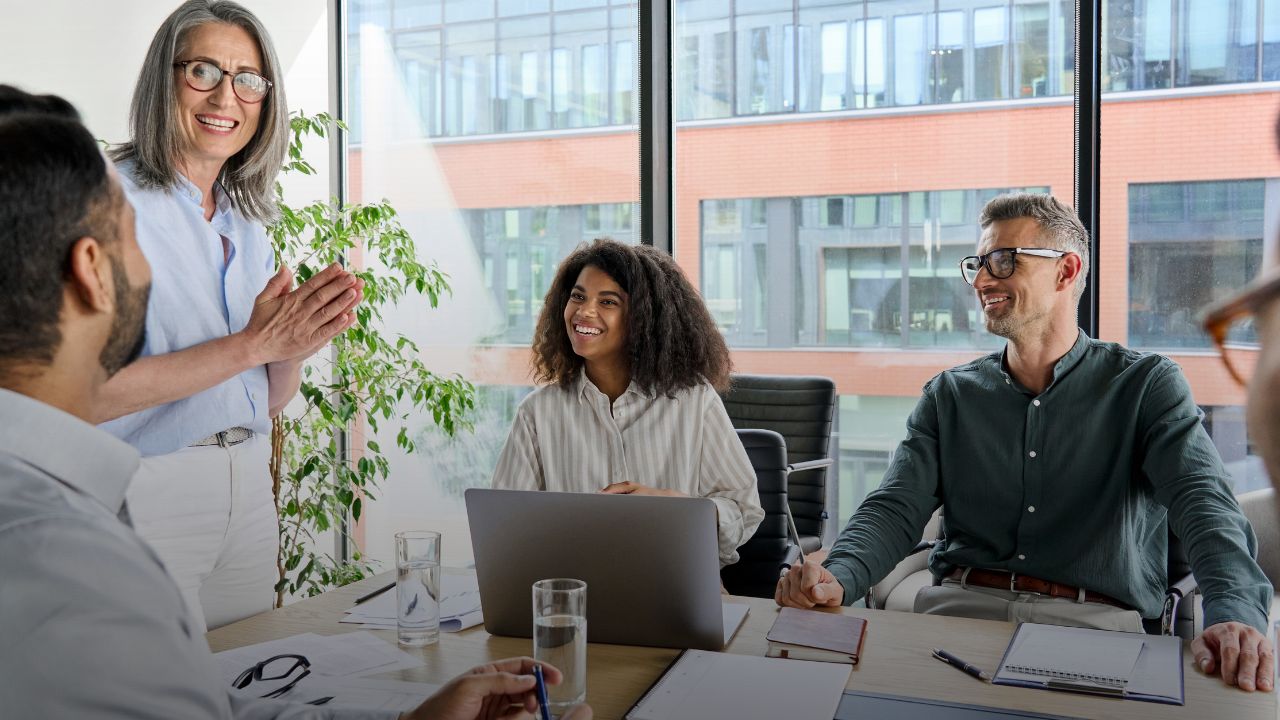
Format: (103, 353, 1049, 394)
(216, 431, 229, 449)
(1009, 571, 1018, 594)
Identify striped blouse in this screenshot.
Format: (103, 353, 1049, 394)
(491, 371, 765, 566)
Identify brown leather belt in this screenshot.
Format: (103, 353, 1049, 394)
(949, 568, 1131, 610)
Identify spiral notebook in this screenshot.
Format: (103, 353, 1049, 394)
(993, 623, 1183, 705)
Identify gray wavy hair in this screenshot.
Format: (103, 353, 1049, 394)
(978, 193, 1091, 300)
(110, 0, 287, 223)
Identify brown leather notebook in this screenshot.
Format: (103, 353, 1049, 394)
(765, 607, 868, 665)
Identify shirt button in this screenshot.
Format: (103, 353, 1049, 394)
(1018, 554, 1027, 560)
(1027, 505, 1036, 513)
(1028, 450, 1037, 458)
(1032, 399, 1041, 407)
(1004, 378, 1011, 385)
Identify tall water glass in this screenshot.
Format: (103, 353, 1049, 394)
(533, 578, 587, 715)
(395, 530, 441, 647)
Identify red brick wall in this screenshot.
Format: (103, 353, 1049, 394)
(350, 91, 1280, 408)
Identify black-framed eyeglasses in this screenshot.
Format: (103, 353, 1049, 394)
(232, 654, 310, 699)
(959, 247, 1070, 286)
(173, 60, 272, 103)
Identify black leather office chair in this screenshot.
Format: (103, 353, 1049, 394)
(720, 375, 836, 554)
(720, 429, 796, 598)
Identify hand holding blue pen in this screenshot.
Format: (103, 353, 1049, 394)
(533, 663, 553, 720)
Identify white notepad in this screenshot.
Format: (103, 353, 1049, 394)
(625, 649, 851, 720)
(993, 623, 1184, 705)
(1001, 623, 1144, 687)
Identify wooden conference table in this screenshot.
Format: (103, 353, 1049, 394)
(207, 572, 1276, 720)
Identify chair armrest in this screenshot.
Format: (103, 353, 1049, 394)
(787, 458, 834, 474)
(1168, 572, 1197, 599)
(779, 543, 802, 571)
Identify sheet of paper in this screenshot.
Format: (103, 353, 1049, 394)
(214, 631, 423, 684)
(233, 673, 442, 711)
(722, 603, 749, 646)
(627, 650, 850, 720)
(343, 573, 482, 632)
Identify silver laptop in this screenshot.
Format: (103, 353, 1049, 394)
(465, 488, 747, 651)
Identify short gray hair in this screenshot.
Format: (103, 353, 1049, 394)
(978, 193, 1090, 300)
(110, 0, 287, 223)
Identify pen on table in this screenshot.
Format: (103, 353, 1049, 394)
(532, 663, 552, 720)
(353, 581, 395, 605)
(931, 648, 991, 683)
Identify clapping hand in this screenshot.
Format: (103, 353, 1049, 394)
(243, 262, 364, 365)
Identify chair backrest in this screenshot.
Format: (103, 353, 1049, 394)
(721, 374, 836, 550)
(719, 429, 791, 598)
(1238, 487, 1280, 586)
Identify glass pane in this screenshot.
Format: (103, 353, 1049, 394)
(1103, 0, 1279, 493)
(346, 1, 639, 567)
(675, 0, 1074, 526)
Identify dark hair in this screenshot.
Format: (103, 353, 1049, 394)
(0, 86, 81, 119)
(532, 238, 733, 395)
(0, 86, 118, 368)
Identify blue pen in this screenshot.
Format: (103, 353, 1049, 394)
(532, 663, 552, 720)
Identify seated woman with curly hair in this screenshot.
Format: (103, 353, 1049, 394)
(491, 239, 765, 567)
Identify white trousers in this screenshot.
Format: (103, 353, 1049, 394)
(126, 434, 278, 632)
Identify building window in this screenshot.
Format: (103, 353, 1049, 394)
(1128, 179, 1270, 350)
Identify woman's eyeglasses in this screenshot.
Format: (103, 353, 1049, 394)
(1201, 268, 1280, 386)
(173, 60, 272, 104)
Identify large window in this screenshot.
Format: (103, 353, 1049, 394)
(346, 0, 639, 568)
(676, 2, 1075, 533)
(1102, 2, 1280, 495)
(344, 0, 1280, 568)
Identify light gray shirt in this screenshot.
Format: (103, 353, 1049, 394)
(491, 372, 765, 566)
(0, 388, 396, 720)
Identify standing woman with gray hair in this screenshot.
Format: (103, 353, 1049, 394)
(98, 0, 362, 631)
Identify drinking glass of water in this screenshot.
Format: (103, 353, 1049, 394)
(395, 530, 441, 647)
(533, 578, 587, 715)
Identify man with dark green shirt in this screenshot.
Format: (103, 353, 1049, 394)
(777, 193, 1274, 693)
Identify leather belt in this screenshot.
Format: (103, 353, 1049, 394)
(191, 427, 254, 448)
(950, 567, 1131, 610)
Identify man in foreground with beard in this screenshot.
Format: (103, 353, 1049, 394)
(0, 86, 588, 720)
(778, 192, 1274, 694)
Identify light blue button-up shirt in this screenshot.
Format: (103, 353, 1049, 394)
(101, 161, 273, 456)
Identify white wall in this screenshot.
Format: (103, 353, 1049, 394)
(0, 0, 333, 203)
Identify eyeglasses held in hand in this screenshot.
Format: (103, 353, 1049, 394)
(173, 60, 272, 104)
(959, 247, 1070, 286)
(232, 653, 311, 699)
(1201, 268, 1280, 386)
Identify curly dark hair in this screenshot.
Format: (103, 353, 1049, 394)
(532, 238, 733, 395)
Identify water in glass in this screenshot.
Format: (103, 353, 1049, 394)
(396, 560, 440, 646)
(534, 613, 586, 714)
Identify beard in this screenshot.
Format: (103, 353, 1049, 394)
(984, 311, 1019, 339)
(99, 253, 150, 376)
(983, 298, 1050, 342)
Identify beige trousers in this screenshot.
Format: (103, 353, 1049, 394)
(914, 576, 1145, 633)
